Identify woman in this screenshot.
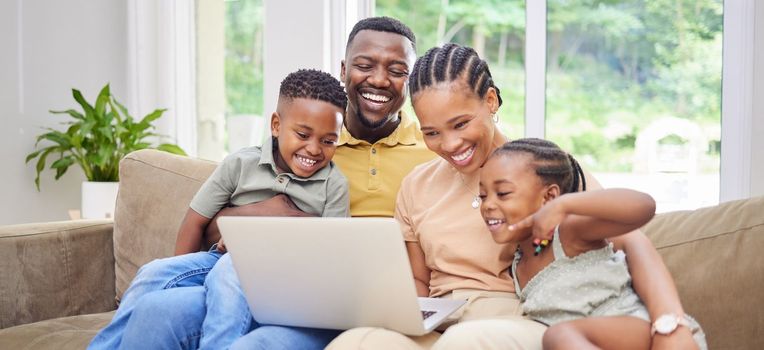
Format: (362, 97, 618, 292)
(327, 43, 698, 349)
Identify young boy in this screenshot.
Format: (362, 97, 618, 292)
(89, 69, 349, 350)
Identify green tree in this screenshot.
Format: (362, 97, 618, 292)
(225, 0, 264, 116)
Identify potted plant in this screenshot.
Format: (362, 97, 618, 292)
(26, 83, 186, 219)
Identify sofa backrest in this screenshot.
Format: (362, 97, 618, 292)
(643, 195, 764, 350)
(113, 150, 217, 300)
(113, 149, 764, 348)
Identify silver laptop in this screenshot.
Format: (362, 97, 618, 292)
(218, 216, 466, 336)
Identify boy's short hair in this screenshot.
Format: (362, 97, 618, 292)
(346, 16, 416, 50)
(279, 69, 348, 111)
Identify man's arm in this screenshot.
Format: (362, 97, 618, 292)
(202, 194, 314, 249)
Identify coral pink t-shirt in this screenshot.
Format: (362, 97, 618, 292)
(395, 157, 515, 297)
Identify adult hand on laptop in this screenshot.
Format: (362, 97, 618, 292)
(203, 194, 316, 249)
(216, 238, 227, 253)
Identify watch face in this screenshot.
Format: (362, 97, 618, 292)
(655, 315, 679, 334)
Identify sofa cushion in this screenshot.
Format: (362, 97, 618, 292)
(113, 150, 217, 300)
(0, 311, 114, 350)
(643, 195, 764, 350)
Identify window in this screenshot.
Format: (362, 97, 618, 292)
(545, 0, 722, 212)
(375, 0, 526, 140)
(224, 0, 265, 154)
(376, 0, 724, 212)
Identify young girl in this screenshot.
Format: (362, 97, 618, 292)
(478, 138, 707, 350)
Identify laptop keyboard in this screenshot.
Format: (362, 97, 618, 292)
(421, 310, 437, 320)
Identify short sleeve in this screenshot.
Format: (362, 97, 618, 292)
(321, 168, 350, 217)
(189, 154, 240, 218)
(395, 174, 418, 242)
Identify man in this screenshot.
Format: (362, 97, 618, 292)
(112, 17, 435, 350)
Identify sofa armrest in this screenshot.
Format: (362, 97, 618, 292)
(0, 219, 116, 329)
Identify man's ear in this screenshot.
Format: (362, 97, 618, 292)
(270, 112, 281, 137)
(542, 184, 561, 204)
(340, 60, 346, 82)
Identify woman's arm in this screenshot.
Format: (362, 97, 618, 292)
(406, 241, 431, 297)
(585, 169, 698, 349)
(611, 233, 698, 349)
(174, 208, 212, 255)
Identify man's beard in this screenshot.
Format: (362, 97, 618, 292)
(357, 109, 394, 130)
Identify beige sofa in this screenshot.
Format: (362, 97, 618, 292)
(1, 150, 762, 349)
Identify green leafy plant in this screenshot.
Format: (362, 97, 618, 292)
(26, 83, 187, 190)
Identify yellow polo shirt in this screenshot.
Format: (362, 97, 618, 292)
(333, 113, 436, 217)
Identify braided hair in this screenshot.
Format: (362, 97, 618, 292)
(492, 138, 587, 194)
(279, 69, 347, 111)
(409, 43, 503, 106)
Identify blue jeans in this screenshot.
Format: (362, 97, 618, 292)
(88, 249, 223, 349)
(89, 250, 338, 349)
(230, 325, 341, 350)
(117, 285, 339, 350)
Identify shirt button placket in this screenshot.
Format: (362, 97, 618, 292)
(368, 145, 380, 190)
(275, 175, 288, 192)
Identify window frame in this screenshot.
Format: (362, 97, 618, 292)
(365, 0, 754, 202)
(150, 0, 755, 201)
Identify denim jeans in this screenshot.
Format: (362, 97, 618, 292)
(89, 249, 338, 349)
(230, 325, 341, 350)
(88, 249, 223, 350)
(116, 284, 339, 350)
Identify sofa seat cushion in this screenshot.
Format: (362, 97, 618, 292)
(0, 311, 113, 349)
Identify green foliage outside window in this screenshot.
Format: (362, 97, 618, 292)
(225, 0, 264, 116)
(377, 0, 722, 173)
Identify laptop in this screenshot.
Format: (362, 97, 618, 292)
(218, 216, 466, 336)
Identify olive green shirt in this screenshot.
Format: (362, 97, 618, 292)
(190, 139, 349, 218)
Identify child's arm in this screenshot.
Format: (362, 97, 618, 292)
(174, 208, 213, 255)
(511, 188, 656, 243)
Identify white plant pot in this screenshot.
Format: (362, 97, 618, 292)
(81, 181, 119, 219)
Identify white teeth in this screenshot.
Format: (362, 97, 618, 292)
(361, 92, 390, 103)
(486, 219, 505, 225)
(296, 155, 317, 167)
(451, 146, 475, 162)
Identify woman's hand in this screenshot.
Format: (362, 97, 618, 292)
(216, 237, 227, 253)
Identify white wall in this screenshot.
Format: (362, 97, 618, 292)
(752, 1, 764, 197)
(0, 0, 127, 225)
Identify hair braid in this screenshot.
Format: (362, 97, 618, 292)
(408, 43, 503, 106)
(491, 138, 585, 194)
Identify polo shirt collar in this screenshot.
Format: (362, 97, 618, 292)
(338, 111, 420, 147)
(259, 137, 332, 181)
